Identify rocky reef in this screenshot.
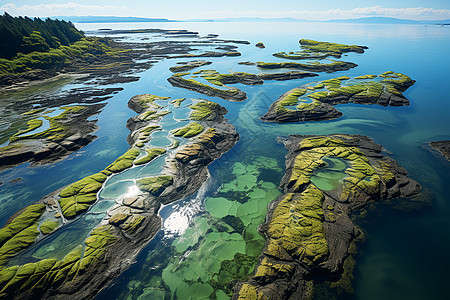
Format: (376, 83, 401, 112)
(0, 95, 238, 299)
(233, 134, 421, 299)
(0, 104, 106, 171)
(256, 60, 358, 73)
(273, 39, 367, 60)
(168, 70, 318, 102)
(261, 72, 415, 122)
(429, 140, 450, 161)
(169, 60, 212, 73)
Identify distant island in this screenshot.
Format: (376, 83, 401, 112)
(50, 15, 450, 25)
(52, 16, 176, 23)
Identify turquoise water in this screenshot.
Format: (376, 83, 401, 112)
(0, 22, 449, 299)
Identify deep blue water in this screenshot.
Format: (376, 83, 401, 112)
(0, 22, 449, 299)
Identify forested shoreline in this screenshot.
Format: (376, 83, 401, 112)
(0, 13, 125, 86)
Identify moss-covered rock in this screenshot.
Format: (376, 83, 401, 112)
(39, 220, 60, 235)
(106, 148, 140, 173)
(134, 148, 166, 165)
(261, 72, 415, 123)
(136, 175, 173, 196)
(171, 122, 205, 138)
(189, 101, 222, 121)
(236, 134, 421, 299)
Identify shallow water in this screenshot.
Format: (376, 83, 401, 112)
(0, 21, 449, 299)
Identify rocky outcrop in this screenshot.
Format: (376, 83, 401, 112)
(259, 71, 318, 81)
(261, 72, 415, 123)
(168, 51, 241, 59)
(0, 95, 238, 299)
(273, 39, 368, 60)
(167, 74, 248, 102)
(169, 60, 212, 73)
(256, 60, 358, 73)
(429, 140, 450, 161)
(0, 104, 106, 171)
(167, 70, 319, 102)
(233, 134, 421, 300)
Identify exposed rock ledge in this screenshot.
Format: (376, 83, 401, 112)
(0, 95, 238, 299)
(0, 104, 106, 171)
(429, 140, 450, 161)
(233, 134, 421, 300)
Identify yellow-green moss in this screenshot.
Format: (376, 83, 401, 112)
(39, 220, 59, 235)
(171, 98, 186, 107)
(171, 122, 204, 138)
(189, 101, 220, 120)
(238, 283, 266, 300)
(9, 119, 43, 142)
(134, 148, 166, 165)
(136, 175, 173, 196)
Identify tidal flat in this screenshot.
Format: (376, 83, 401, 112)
(0, 21, 449, 300)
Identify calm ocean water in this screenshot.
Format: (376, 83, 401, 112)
(0, 22, 449, 299)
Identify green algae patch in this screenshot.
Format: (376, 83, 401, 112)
(0, 225, 118, 295)
(7, 105, 94, 144)
(170, 98, 186, 107)
(0, 204, 46, 264)
(0, 204, 46, 247)
(238, 283, 265, 300)
(106, 148, 140, 173)
(137, 110, 170, 121)
(189, 101, 221, 120)
(130, 94, 168, 110)
(136, 175, 173, 196)
(58, 165, 113, 219)
(9, 119, 43, 142)
(154, 158, 281, 298)
(266, 186, 328, 266)
(171, 122, 204, 138)
(39, 220, 60, 235)
(134, 148, 166, 165)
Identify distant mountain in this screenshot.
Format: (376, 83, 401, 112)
(325, 17, 450, 25)
(51, 15, 450, 25)
(185, 17, 309, 22)
(52, 16, 176, 23)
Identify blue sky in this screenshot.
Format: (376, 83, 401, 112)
(1, 1, 450, 20)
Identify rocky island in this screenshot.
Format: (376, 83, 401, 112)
(168, 69, 318, 101)
(261, 72, 415, 122)
(256, 60, 358, 73)
(273, 39, 367, 60)
(234, 134, 421, 299)
(0, 94, 238, 299)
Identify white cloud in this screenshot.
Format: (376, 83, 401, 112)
(0, 2, 127, 17)
(194, 6, 450, 20)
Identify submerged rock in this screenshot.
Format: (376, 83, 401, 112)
(233, 134, 421, 300)
(429, 140, 450, 161)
